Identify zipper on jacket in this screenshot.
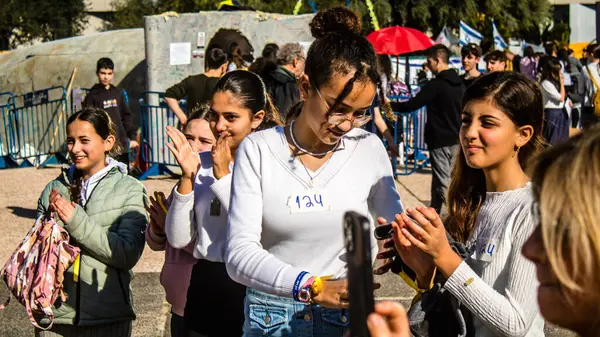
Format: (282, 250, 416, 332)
(71, 168, 119, 324)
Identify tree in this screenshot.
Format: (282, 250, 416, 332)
(388, 0, 550, 48)
(0, 0, 87, 50)
(108, 0, 392, 35)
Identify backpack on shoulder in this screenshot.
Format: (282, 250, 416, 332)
(585, 66, 600, 117)
(0, 213, 80, 330)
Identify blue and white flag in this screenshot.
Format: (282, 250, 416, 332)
(459, 21, 483, 46)
(436, 26, 459, 47)
(492, 20, 508, 50)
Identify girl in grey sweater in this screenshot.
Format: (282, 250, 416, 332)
(387, 72, 547, 337)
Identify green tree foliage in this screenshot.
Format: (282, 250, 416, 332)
(107, 0, 219, 30)
(108, 0, 392, 34)
(0, 0, 88, 50)
(388, 0, 551, 47)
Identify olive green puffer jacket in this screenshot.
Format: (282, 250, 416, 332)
(36, 166, 148, 326)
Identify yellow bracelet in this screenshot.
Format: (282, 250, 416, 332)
(309, 275, 333, 299)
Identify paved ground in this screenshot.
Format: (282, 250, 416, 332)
(0, 166, 574, 336)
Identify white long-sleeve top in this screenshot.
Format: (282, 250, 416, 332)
(444, 183, 544, 337)
(540, 80, 564, 109)
(165, 152, 233, 262)
(225, 126, 404, 297)
(583, 62, 600, 107)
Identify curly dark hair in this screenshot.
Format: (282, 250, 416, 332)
(309, 7, 362, 38)
(303, 7, 380, 117)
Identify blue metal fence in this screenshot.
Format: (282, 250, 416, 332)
(377, 96, 430, 177)
(138, 91, 184, 180)
(0, 86, 428, 179)
(0, 92, 17, 168)
(3, 86, 69, 167)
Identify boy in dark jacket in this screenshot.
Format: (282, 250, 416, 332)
(83, 58, 138, 166)
(387, 44, 465, 215)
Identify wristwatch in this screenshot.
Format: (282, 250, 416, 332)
(298, 277, 315, 303)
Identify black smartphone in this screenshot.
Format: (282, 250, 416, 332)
(373, 214, 419, 240)
(374, 223, 393, 240)
(343, 211, 375, 337)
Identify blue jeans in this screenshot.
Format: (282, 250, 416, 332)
(243, 288, 350, 337)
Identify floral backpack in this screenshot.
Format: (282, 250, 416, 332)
(0, 213, 80, 330)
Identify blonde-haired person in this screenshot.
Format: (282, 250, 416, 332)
(523, 127, 600, 336)
(384, 71, 547, 336)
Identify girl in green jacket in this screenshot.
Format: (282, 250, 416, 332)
(36, 107, 148, 337)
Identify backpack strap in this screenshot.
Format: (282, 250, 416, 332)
(586, 65, 600, 90)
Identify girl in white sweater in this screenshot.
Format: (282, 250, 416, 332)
(224, 7, 404, 337)
(388, 72, 546, 337)
(164, 70, 281, 337)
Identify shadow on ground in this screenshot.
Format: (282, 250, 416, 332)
(0, 272, 165, 337)
(7, 206, 38, 220)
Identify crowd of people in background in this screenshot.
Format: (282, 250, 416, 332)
(10, 5, 600, 337)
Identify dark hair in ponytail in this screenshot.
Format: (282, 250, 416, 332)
(305, 7, 380, 115)
(66, 107, 120, 204)
(212, 70, 282, 130)
(205, 46, 229, 70)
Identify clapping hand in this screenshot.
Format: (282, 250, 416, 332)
(49, 188, 76, 223)
(166, 126, 199, 180)
(395, 207, 461, 278)
(146, 191, 169, 237)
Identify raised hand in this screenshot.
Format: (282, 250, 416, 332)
(166, 126, 199, 180)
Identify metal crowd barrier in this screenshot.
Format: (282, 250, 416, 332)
(2, 86, 69, 168)
(0, 92, 16, 168)
(392, 108, 429, 176)
(375, 95, 430, 177)
(138, 91, 185, 180)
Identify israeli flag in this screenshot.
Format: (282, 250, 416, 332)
(492, 20, 508, 50)
(459, 21, 483, 46)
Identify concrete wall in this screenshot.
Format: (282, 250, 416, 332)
(0, 29, 146, 122)
(0, 29, 146, 159)
(570, 4, 596, 43)
(144, 11, 315, 93)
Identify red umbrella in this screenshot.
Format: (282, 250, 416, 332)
(367, 26, 434, 55)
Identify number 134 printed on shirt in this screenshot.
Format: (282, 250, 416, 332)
(288, 190, 331, 214)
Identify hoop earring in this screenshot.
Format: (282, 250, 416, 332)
(513, 145, 520, 158)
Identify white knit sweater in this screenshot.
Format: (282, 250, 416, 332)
(444, 183, 545, 337)
(225, 126, 404, 297)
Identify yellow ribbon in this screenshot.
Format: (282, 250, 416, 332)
(72, 254, 80, 282)
(293, 0, 303, 15)
(365, 0, 380, 31)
